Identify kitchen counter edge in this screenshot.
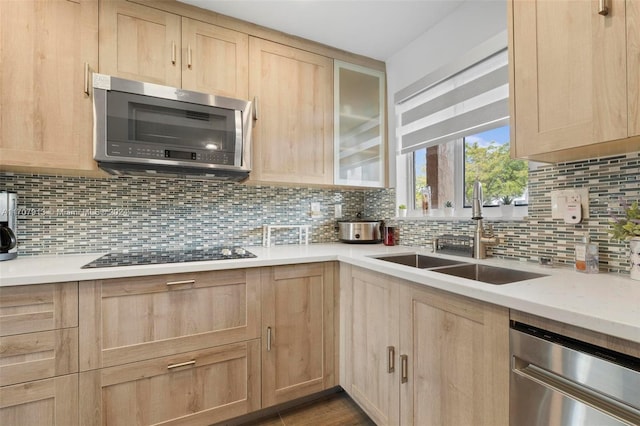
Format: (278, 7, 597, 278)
(1, 243, 638, 343)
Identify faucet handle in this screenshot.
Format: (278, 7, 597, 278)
(485, 224, 495, 237)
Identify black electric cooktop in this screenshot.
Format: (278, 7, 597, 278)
(82, 247, 256, 269)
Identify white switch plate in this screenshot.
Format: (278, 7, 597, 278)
(551, 188, 589, 219)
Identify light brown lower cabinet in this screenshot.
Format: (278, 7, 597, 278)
(399, 283, 509, 426)
(0, 282, 80, 426)
(79, 269, 260, 371)
(0, 328, 78, 387)
(340, 264, 400, 425)
(261, 262, 336, 407)
(340, 265, 509, 426)
(0, 374, 78, 426)
(79, 340, 261, 426)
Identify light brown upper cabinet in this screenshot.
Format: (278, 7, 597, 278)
(261, 263, 336, 407)
(181, 18, 248, 99)
(334, 61, 387, 188)
(0, 0, 98, 173)
(629, 0, 640, 137)
(509, 0, 640, 162)
(249, 37, 334, 185)
(100, 0, 248, 99)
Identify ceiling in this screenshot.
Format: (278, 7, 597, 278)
(178, 0, 467, 61)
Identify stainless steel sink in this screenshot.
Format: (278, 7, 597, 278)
(375, 254, 466, 269)
(374, 253, 547, 285)
(431, 263, 547, 285)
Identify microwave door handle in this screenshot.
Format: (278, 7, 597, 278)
(253, 96, 259, 121)
(84, 62, 90, 96)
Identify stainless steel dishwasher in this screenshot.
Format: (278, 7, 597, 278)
(510, 322, 640, 426)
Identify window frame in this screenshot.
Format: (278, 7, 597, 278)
(402, 124, 529, 217)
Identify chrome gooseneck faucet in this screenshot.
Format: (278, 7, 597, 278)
(471, 179, 499, 259)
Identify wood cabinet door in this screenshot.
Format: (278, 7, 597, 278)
(261, 262, 336, 407)
(0, 282, 78, 337)
(249, 37, 334, 185)
(511, 0, 628, 157)
(181, 18, 248, 99)
(99, 0, 181, 87)
(340, 265, 399, 426)
(79, 341, 261, 426)
(0, 374, 78, 426)
(0, 329, 78, 387)
(0, 0, 97, 172)
(629, 0, 640, 137)
(79, 269, 260, 370)
(399, 283, 509, 426)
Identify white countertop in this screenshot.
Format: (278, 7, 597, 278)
(1, 243, 638, 343)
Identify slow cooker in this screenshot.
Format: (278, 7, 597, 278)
(337, 220, 383, 243)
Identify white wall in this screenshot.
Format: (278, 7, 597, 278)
(385, 0, 507, 189)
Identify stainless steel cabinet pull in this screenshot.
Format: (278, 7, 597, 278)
(187, 44, 192, 69)
(83, 62, 90, 96)
(267, 326, 272, 351)
(387, 346, 395, 373)
(171, 41, 176, 65)
(400, 354, 408, 383)
(253, 96, 259, 121)
(167, 360, 195, 369)
(598, 0, 609, 15)
(166, 279, 195, 286)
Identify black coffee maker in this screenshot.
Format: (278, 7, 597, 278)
(0, 191, 17, 261)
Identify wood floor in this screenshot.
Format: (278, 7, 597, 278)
(240, 391, 375, 426)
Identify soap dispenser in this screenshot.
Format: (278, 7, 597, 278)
(575, 232, 599, 273)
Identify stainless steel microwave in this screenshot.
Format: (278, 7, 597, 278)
(92, 74, 253, 181)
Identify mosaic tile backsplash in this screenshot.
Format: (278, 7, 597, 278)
(365, 152, 640, 275)
(0, 174, 365, 255)
(1, 151, 638, 275)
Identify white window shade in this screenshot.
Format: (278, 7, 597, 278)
(397, 46, 509, 155)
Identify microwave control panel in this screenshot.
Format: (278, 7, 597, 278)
(106, 142, 234, 165)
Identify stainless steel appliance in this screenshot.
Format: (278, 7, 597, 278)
(92, 73, 253, 181)
(0, 191, 17, 261)
(338, 220, 382, 243)
(82, 246, 256, 268)
(510, 322, 640, 426)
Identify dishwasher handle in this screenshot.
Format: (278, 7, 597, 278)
(510, 326, 640, 413)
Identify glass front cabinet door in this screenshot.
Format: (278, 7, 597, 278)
(334, 61, 386, 187)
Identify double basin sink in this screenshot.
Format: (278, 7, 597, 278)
(374, 253, 547, 285)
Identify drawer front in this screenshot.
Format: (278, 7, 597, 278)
(0, 374, 78, 426)
(0, 329, 79, 387)
(80, 269, 260, 370)
(79, 340, 261, 426)
(0, 283, 78, 336)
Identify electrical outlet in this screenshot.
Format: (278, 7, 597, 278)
(310, 202, 322, 217)
(334, 204, 342, 219)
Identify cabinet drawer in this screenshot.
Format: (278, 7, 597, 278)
(0, 374, 78, 426)
(0, 283, 78, 336)
(0, 329, 78, 387)
(80, 269, 260, 370)
(79, 340, 261, 426)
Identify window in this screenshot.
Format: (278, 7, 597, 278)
(410, 125, 528, 212)
(463, 125, 527, 207)
(396, 31, 528, 216)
